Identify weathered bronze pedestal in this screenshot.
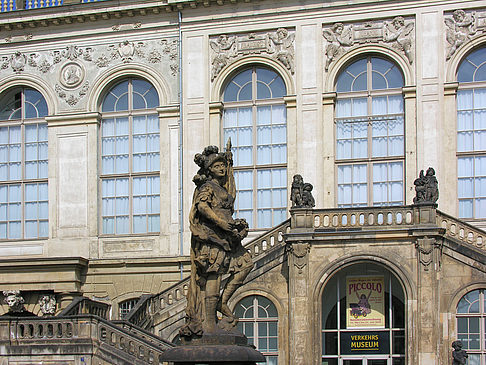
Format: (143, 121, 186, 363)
(161, 142, 265, 364)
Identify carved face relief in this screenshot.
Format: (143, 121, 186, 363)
(3, 290, 25, 312)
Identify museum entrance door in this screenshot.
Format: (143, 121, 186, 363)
(341, 357, 389, 365)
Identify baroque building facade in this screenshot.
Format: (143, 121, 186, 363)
(1, 0, 486, 364)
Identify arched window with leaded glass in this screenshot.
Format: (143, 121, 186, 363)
(457, 47, 486, 219)
(0, 87, 48, 239)
(335, 56, 405, 207)
(456, 289, 486, 364)
(100, 78, 160, 235)
(234, 295, 278, 364)
(222, 66, 287, 229)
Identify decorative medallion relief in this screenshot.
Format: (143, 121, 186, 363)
(0, 37, 178, 108)
(210, 28, 295, 82)
(445, 9, 486, 60)
(323, 17, 415, 71)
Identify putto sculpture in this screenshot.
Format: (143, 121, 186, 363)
(290, 174, 315, 209)
(452, 340, 468, 365)
(413, 167, 439, 204)
(180, 139, 254, 337)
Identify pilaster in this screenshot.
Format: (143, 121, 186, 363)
(287, 240, 311, 365)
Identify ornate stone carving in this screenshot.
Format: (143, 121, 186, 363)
(415, 237, 442, 271)
(59, 62, 85, 89)
(445, 9, 478, 60)
(323, 23, 354, 71)
(180, 139, 254, 338)
(3, 290, 25, 313)
(111, 40, 145, 63)
(10, 51, 27, 73)
(290, 174, 315, 209)
(267, 28, 295, 74)
(413, 167, 439, 205)
(62, 45, 83, 61)
(38, 294, 56, 316)
(383, 17, 414, 63)
(55, 81, 89, 106)
(323, 17, 415, 70)
(452, 340, 468, 365)
(209, 28, 295, 82)
(287, 242, 311, 274)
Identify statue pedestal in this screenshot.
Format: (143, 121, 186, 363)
(160, 330, 265, 364)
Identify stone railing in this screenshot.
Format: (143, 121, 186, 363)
(127, 219, 291, 330)
(112, 319, 174, 349)
(1, 315, 173, 363)
(58, 296, 110, 319)
(437, 210, 486, 250)
(293, 205, 421, 230)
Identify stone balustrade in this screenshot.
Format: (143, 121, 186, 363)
(58, 296, 110, 319)
(1, 315, 173, 364)
(291, 205, 440, 230)
(127, 219, 291, 330)
(437, 210, 485, 250)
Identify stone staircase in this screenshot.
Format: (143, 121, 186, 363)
(126, 205, 486, 341)
(126, 219, 291, 339)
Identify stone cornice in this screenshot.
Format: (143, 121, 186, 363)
(0, 0, 267, 32)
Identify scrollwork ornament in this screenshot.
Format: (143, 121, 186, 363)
(62, 45, 83, 61)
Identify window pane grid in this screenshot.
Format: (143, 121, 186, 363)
(457, 289, 486, 362)
(236, 296, 278, 359)
(223, 67, 287, 229)
(335, 57, 404, 207)
(0, 88, 48, 240)
(458, 156, 486, 218)
(101, 78, 160, 235)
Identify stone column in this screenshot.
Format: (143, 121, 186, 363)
(415, 235, 443, 365)
(287, 241, 311, 365)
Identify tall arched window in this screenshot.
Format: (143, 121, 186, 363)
(321, 263, 405, 365)
(456, 289, 486, 364)
(335, 56, 405, 207)
(234, 295, 278, 364)
(100, 78, 160, 234)
(222, 66, 287, 229)
(0, 88, 48, 239)
(457, 47, 486, 219)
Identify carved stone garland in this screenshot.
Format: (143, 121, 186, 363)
(322, 17, 415, 71)
(209, 28, 295, 82)
(0, 38, 179, 106)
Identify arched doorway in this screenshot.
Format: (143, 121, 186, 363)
(321, 262, 406, 365)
